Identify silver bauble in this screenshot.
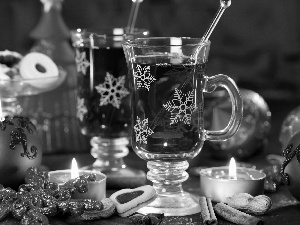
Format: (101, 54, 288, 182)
(279, 105, 300, 150)
(205, 89, 271, 160)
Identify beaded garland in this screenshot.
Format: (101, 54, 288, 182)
(0, 167, 104, 224)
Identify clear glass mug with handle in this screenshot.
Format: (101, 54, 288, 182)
(123, 37, 243, 216)
(71, 28, 149, 188)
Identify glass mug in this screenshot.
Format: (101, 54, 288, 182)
(123, 37, 243, 215)
(71, 28, 149, 188)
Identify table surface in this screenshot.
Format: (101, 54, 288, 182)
(2, 98, 300, 224)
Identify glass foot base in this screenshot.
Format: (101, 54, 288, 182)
(81, 165, 146, 189)
(137, 191, 200, 216)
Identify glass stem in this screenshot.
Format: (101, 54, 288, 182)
(147, 160, 189, 195)
(90, 136, 129, 172)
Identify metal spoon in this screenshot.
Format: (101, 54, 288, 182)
(127, 0, 143, 33)
(201, 0, 231, 42)
(149, 0, 231, 130)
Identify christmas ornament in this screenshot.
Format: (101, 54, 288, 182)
(0, 116, 42, 189)
(279, 105, 300, 150)
(206, 89, 271, 160)
(280, 131, 300, 201)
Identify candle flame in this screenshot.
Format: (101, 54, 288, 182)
(71, 158, 79, 179)
(229, 157, 237, 178)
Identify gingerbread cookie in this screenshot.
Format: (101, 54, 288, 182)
(19, 52, 59, 80)
(110, 185, 157, 217)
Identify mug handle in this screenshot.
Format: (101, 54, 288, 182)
(203, 74, 243, 141)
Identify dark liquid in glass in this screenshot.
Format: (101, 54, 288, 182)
(76, 46, 131, 138)
(130, 56, 207, 159)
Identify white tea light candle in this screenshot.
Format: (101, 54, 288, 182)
(49, 158, 106, 201)
(199, 158, 266, 202)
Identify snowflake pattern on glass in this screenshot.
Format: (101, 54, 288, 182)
(95, 72, 129, 109)
(75, 49, 90, 75)
(134, 65, 156, 91)
(163, 88, 196, 125)
(134, 117, 154, 144)
(76, 97, 88, 121)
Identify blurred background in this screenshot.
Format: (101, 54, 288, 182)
(1, 0, 300, 98)
(0, 0, 299, 156)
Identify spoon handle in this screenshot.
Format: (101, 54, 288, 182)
(201, 0, 231, 42)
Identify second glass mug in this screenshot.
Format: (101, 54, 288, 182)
(123, 37, 243, 215)
(71, 28, 149, 188)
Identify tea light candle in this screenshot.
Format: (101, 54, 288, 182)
(199, 158, 266, 203)
(49, 158, 106, 201)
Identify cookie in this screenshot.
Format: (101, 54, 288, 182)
(110, 185, 157, 217)
(81, 198, 116, 220)
(19, 52, 59, 80)
(119, 195, 156, 217)
(0, 50, 22, 79)
(0, 50, 22, 68)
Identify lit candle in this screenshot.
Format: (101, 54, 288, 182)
(48, 158, 106, 201)
(199, 158, 266, 202)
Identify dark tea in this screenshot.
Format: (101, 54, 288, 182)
(130, 55, 208, 159)
(75, 45, 131, 138)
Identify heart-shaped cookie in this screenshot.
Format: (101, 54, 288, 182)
(110, 185, 156, 217)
